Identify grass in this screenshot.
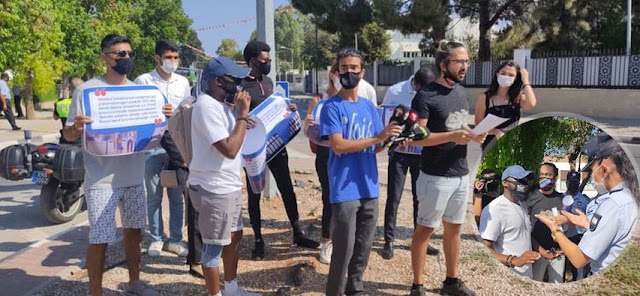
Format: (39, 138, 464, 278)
(590, 240, 640, 295)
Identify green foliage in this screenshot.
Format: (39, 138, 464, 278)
(302, 22, 339, 70)
(479, 117, 598, 178)
(216, 39, 242, 60)
(274, 5, 305, 72)
(357, 23, 391, 64)
(374, 0, 450, 40)
(533, 0, 640, 53)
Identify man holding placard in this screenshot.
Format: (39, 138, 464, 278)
(64, 34, 172, 296)
(240, 40, 319, 260)
(135, 40, 191, 258)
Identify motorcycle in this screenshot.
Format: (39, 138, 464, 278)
(0, 132, 85, 224)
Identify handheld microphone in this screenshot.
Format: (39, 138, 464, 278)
(384, 105, 409, 147)
(388, 111, 430, 155)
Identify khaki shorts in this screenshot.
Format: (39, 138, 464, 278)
(188, 185, 243, 246)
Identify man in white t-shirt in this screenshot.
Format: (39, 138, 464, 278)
(479, 165, 541, 278)
(188, 57, 260, 296)
(134, 40, 192, 258)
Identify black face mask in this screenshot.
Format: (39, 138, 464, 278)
(254, 59, 271, 75)
(219, 79, 238, 104)
(112, 58, 134, 76)
(567, 181, 579, 193)
(484, 180, 500, 193)
(506, 180, 529, 202)
(339, 71, 361, 89)
(442, 63, 461, 86)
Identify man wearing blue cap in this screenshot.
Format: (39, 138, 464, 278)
(188, 57, 260, 296)
(479, 165, 541, 278)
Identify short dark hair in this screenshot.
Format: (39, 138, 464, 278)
(434, 40, 466, 74)
(413, 67, 435, 89)
(155, 39, 179, 56)
(101, 34, 131, 52)
(0, 73, 8, 79)
(540, 162, 559, 178)
(336, 48, 364, 68)
(243, 40, 271, 64)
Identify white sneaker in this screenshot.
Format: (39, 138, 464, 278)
(319, 241, 332, 264)
(147, 241, 164, 257)
(165, 241, 188, 257)
(222, 285, 261, 296)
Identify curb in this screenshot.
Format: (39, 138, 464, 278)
(618, 135, 640, 144)
(0, 133, 60, 150)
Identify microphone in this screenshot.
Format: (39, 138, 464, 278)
(384, 105, 410, 146)
(388, 111, 430, 155)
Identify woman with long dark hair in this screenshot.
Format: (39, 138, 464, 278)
(474, 61, 537, 149)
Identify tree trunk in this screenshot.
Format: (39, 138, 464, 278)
(478, 0, 491, 61)
(24, 71, 36, 120)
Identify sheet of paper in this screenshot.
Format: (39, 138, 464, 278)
(471, 114, 509, 136)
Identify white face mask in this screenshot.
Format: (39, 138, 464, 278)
(497, 74, 515, 88)
(333, 76, 342, 91)
(591, 166, 609, 194)
(161, 59, 179, 73)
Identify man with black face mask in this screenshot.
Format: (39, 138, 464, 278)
(525, 162, 566, 283)
(480, 165, 540, 279)
(562, 171, 590, 281)
(473, 169, 501, 226)
(240, 40, 319, 260)
(63, 34, 173, 296)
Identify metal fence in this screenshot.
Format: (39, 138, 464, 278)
(462, 52, 640, 89)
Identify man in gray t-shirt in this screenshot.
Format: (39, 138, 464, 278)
(63, 34, 171, 296)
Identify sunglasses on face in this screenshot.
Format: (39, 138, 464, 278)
(105, 50, 136, 59)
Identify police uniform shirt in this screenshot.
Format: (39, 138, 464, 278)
(578, 182, 638, 273)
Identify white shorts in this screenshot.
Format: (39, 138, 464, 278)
(86, 184, 146, 244)
(416, 172, 469, 228)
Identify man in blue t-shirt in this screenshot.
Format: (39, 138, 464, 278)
(321, 48, 402, 296)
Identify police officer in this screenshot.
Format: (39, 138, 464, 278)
(536, 134, 639, 274)
(55, 78, 83, 144)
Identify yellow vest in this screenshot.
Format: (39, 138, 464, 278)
(56, 98, 72, 118)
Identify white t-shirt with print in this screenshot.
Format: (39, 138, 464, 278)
(188, 94, 242, 194)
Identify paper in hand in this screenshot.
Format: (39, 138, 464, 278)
(471, 114, 509, 136)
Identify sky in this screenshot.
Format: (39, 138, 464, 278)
(182, 0, 291, 55)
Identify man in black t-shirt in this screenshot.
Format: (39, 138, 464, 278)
(527, 162, 566, 283)
(407, 41, 486, 296)
(240, 41, 319, 261)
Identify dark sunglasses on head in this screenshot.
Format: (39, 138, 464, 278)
(105, 50, 136, 59)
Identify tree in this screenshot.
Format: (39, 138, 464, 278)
(533, 0, 640, 53)
(179, 29, 208, 69)
(454, 0, 530, 61)
(375, 0, 451, 45)
(292, 0, 373, 48)
(301, 22, 339, 70)
(274, 5, 305, 72)
(479, 117, 599, 189)
(0, 0, 66, 119)
(357, 23, 391, 64)
(130, 0, 193, 77)
(216, 39, 242, 60)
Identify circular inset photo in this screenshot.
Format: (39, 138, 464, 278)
(473, 115, 639, 283)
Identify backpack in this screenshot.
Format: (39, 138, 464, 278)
(167, 105, 194, 166)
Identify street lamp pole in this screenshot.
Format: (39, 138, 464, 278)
(279, 46, 294, 78)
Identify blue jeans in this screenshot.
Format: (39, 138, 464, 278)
(145, 148, 184, 242)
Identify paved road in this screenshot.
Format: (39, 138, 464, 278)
(0, 178, 88, 262)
